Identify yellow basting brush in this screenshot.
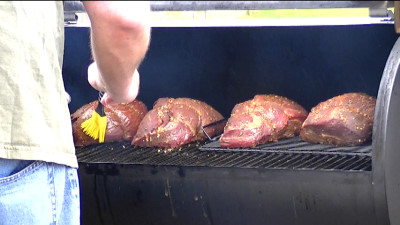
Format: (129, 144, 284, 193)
(81, 92, 107, 143)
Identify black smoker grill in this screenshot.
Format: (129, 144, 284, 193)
(62, 1, 400, 225)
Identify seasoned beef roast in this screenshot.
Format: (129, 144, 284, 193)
(300, 92, 376, 146)
(71, 100, 148, 147)
(131, 97, 224, 148)
(220, 94, 308, 148)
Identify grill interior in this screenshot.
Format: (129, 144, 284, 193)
(76, 137, 371, 171)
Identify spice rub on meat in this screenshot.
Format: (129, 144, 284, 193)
(300, 92, 376, 146)
(71, 100, 148, 147)
(220, 94, 308, 148)
(131, 97, 224, 148)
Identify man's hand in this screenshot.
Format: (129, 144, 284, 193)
(87, 62, 140, 105)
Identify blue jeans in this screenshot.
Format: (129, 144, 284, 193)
(0, 159, 80, 225)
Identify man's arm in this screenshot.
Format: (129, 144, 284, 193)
(82, 1, 151, 105)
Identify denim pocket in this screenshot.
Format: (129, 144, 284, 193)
(0, 159, 40, 184)
(0, 160, 54, 224)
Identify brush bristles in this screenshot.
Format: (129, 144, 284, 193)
(81, 110, 107, 143)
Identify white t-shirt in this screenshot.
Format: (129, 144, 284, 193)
(0, 2, 77, 168)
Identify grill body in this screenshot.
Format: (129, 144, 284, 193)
(77, 139, 376, 225)
(63, 23, 399, 225)
(79, 164, 374, 225)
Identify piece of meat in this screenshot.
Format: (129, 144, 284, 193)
(220, 94, 308, 148)
(299, 92, 376, 146)
(131, 97, 224, 148)
(71, 100, 148, 147)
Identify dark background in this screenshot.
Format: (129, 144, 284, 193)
(63, 24, 398, 118)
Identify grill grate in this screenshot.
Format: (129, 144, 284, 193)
(76, 137, 372, 171)
(200, 136, 371, 156)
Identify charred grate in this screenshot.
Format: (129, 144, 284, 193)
(76, 136, 371, 171)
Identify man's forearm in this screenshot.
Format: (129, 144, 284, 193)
(83, 1, 151, 103)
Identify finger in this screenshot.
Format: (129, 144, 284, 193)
(88, 62, 105, 92)
(100, 92, 116, 106)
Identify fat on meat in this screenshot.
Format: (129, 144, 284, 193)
(300, 92, 376, 146)
(131, 97, 224, 148)
(220, 94, 308, 148)
(71, 100, 148, 147)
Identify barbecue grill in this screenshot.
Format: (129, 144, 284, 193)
(62, 1, 400, 225)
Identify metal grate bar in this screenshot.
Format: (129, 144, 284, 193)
(234, 153, 269, 168)
(356, 158, 372, 171)
(97, 144, 133, 163)
(248, 153, 283, 168)
(272, 153, 307, 169)
(207, 152, 246, 167)
(224, 153, 258, 167)
(119, 148, 159, 164)
(262, 153, 295, 168)
(158, 148, 204, 166)
(199, 153, 228, 166)
(181, 151, 212, 166)
(254, 153, 287, 168)
(214, 153, 251, 167)
(313, 155, 341, 170)
(290, 154, 317, 169)
(256, 140, 310, 150)
(303, 155, 332, 169)
(144, 149, 184, 165)
(341, 156, 370, 170)
(322, 156, 351, 170)
(161, 150, 200, 165)
(186, 153, 210, 166)
(330, 156, 359, 170)
(76, 136, 372, 171)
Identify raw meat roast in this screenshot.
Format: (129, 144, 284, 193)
(131, 97, 224, 148)
(220, 94, 308, 148)
(71, 100, 148, 146)
(300, 92, 376, 146)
